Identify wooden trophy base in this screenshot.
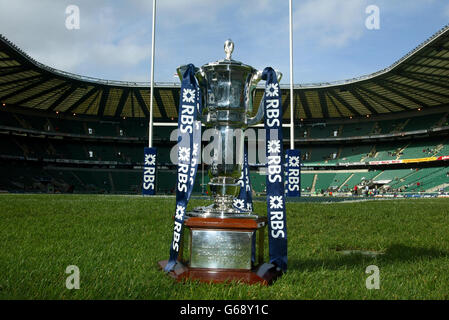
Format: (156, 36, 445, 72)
(158, 216, 282, 286)
(158, 259, 272, 285)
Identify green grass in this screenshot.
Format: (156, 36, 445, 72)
(0, 194, 448, 300)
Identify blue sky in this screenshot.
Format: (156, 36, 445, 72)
(0, 0, 448, 85)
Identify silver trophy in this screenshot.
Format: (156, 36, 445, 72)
(177, 40, 282, 218)
(163, 40, 283, 276)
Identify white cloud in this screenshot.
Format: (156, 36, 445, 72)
(445, 3, 449, 18)
(0, 0, 151, 80)
(293, 0, 369, 47)
(0, 0, 446, 85)
(91, 42, 150, 67)
(133, 0, 229, 27)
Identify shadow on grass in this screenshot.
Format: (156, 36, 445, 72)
(289, 244, 449, 272)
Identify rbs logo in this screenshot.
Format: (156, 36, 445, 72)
(288, 155, 300, 192)
(143, 147, 157, 195)
(143, 167, 155, 190)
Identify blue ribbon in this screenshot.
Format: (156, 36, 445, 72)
(164, 64, 202, 272)
(263, 67, 288, 272)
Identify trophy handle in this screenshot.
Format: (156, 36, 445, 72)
(246, 96, 264, 126)
(275, 70, 283, 84)
(246, 70, 282, 126)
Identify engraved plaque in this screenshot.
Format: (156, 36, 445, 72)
(190, 230, 253, 270)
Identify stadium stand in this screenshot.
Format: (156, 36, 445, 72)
(300, 173, 315, 192)
(339, 122, 375, 137)
(1, 106, 449, 194)
(339, 171, 380, 191)
(2, 25, 449, 195)
(339, 145, 372, 163)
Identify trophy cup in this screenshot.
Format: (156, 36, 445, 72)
(160, 40, 282, 285)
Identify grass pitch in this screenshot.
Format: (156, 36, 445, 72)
(0, 194, 448, 300)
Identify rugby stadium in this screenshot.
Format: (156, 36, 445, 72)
(1, 17, 449, 301)
(1, 25, 449, 196)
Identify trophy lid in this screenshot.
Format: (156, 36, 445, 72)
(201, 39, 255, 71)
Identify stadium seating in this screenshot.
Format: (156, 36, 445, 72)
(339, 145, 372, 163)
(2, 109, 448, 141)
(153, 126, 175, 142)
(388, 168, 437, 190)
(375, 169, 413, 182)
(314, 173, 336, 192)
(340, 122, 375, 137)
(307, 124, 340, 138)
(402, 113, 445, 131)
(375, 119, 406, 134)
(1, 108, 449, 195)
(109, 170, 142, 193)
(436, 140, 449, 156)
(0, 112, 21, 127)
(330, 173, 353, 189)
(0, 138, 25, 157)
(300, 173, 315, 192)
(301, 146, 338, 163)
(414, 169, 449, 191)
(340, 171, 380, 191)
(364, 142, 404, 161)
(249, 172, 265, 193)
(52, 118, 86, 135)
(120, 120, 147, 138)
(398, 139, 440, 159)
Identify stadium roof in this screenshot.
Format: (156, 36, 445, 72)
(2, 24, 449, 121)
